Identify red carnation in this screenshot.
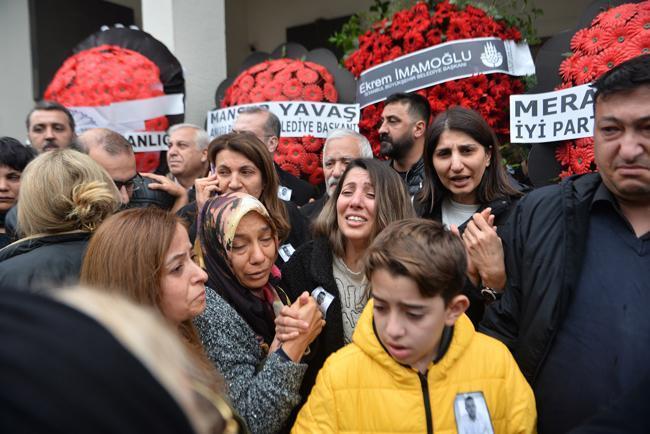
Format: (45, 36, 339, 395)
(390, 12, 410, 40)
(302, 135, 322, 152)
(238, 74, 255, 92)
(323, 83, 338, 102)
(269, 59, 290, 73)
(249, 86, 266, 103)
(447, 16, 472, 41)
(255, 70, 273, 87)
(284, 61, 302, 73)
(301, 152, 320, 174)
(263, 81, 283, 100)
(627, 12, 650, 38)
(286, 144, 304, 165)
(572, 55, 597, 84)
(308, 167, 324, 185)
(601, 25, 633, 48)
(559, 55, 578, 83)
(593, 48, 622, 78)
(302, 84, 323, 101)
(555, 142, 573, 166)
(277, 137, 294, 154)
(280, 161, 301, 177)
(569, 146, 594, 174)
(404, 30, 426, 53)
(627, 32, 650, 56)
(274, 69, 293, 83)
(593, 3, 638, 28)
(425, 28, 443, 46)
(248, 62, 269, 74)
(296, 67, 319, 84)
(282, 79, 303, 99)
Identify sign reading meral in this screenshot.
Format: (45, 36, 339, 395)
(356, 37, 535, 108)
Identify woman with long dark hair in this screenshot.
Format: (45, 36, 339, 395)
(416, 106, 526, 323)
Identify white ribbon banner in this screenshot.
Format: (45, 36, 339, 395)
(207, 101, 361, 139)
(509, 83, 595, 143)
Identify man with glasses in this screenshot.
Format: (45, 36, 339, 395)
(233, 107, 317, 206)
(77, 128, 187, 211)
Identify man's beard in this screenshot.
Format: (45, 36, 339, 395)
(379, 132, 413, 161)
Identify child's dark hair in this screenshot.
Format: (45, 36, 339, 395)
(364, 218, 467, 304)
(0, 137, 37, 171)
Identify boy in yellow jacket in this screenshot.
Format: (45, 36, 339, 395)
(292, 218, 536, 434)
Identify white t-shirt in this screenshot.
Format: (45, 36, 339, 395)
(332, 256, 368, 344)
(441, 197, 480, 229)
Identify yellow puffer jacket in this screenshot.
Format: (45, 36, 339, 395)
(292, 300, 536, 434)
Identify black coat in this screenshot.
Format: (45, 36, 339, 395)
(280, 237, 345, 419)
(275, 164, 317, 206)
(0, 232, 91, 291)
(479, 173, 602, 384)
(416, 192, 522, 325)
(298, 194, 327, 223)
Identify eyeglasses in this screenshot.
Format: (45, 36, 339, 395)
(113, 173, 142, 193)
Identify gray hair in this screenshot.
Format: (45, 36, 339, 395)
(237, 106, 281, 138)
(322, 129, 373, 167)
(168, 123, 210, 150)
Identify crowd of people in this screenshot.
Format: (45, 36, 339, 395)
(0, 54, 648, 434)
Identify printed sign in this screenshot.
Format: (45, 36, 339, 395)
(207, 101, 360, 138)
(356, 37, 535, 108)
(509, 83, 595, 143)
(124, 132, 170, 152)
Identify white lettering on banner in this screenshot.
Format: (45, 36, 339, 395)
(125, 132, 170, 152)
(207, 101, 361, 139)
(356, 37, 535, 108)
(509, 83, 595, 143)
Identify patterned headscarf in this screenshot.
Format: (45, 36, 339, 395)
(199, 192, 282, 347)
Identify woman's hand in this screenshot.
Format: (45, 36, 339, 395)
(274, 292, 325, 362)
(195, 173, 221, 212)
(140, 172, 188, 213)
(462, 208, 506, 291)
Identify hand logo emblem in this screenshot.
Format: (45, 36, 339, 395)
(480, 42, 503, 68)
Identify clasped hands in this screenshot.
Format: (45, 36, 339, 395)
(271, 292, 326, 362)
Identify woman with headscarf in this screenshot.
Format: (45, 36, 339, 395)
(195, 192, 323, 434)
(189, 132, 309, 267)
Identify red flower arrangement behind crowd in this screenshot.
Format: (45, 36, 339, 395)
(555, 2, 650, 177)
(222, 58, 337, 184)
(344, 1, 525, 155)
(45, 44, 168, 172)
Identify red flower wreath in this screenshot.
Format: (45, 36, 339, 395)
(45, 44, 169, 172)
(222, 58, 339, 184)
(555, 3, 650, 177)
(343, 1, 526, 157)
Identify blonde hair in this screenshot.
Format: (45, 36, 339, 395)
(17, 149, 120, 237)
(55, 286, 236, 434)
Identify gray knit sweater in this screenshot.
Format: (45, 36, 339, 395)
(195, 287, 307, 434)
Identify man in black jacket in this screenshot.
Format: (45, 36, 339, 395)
(233, 107, 317, 206)
(378, 92, 429, 197)
(480, 55, 650, 434)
